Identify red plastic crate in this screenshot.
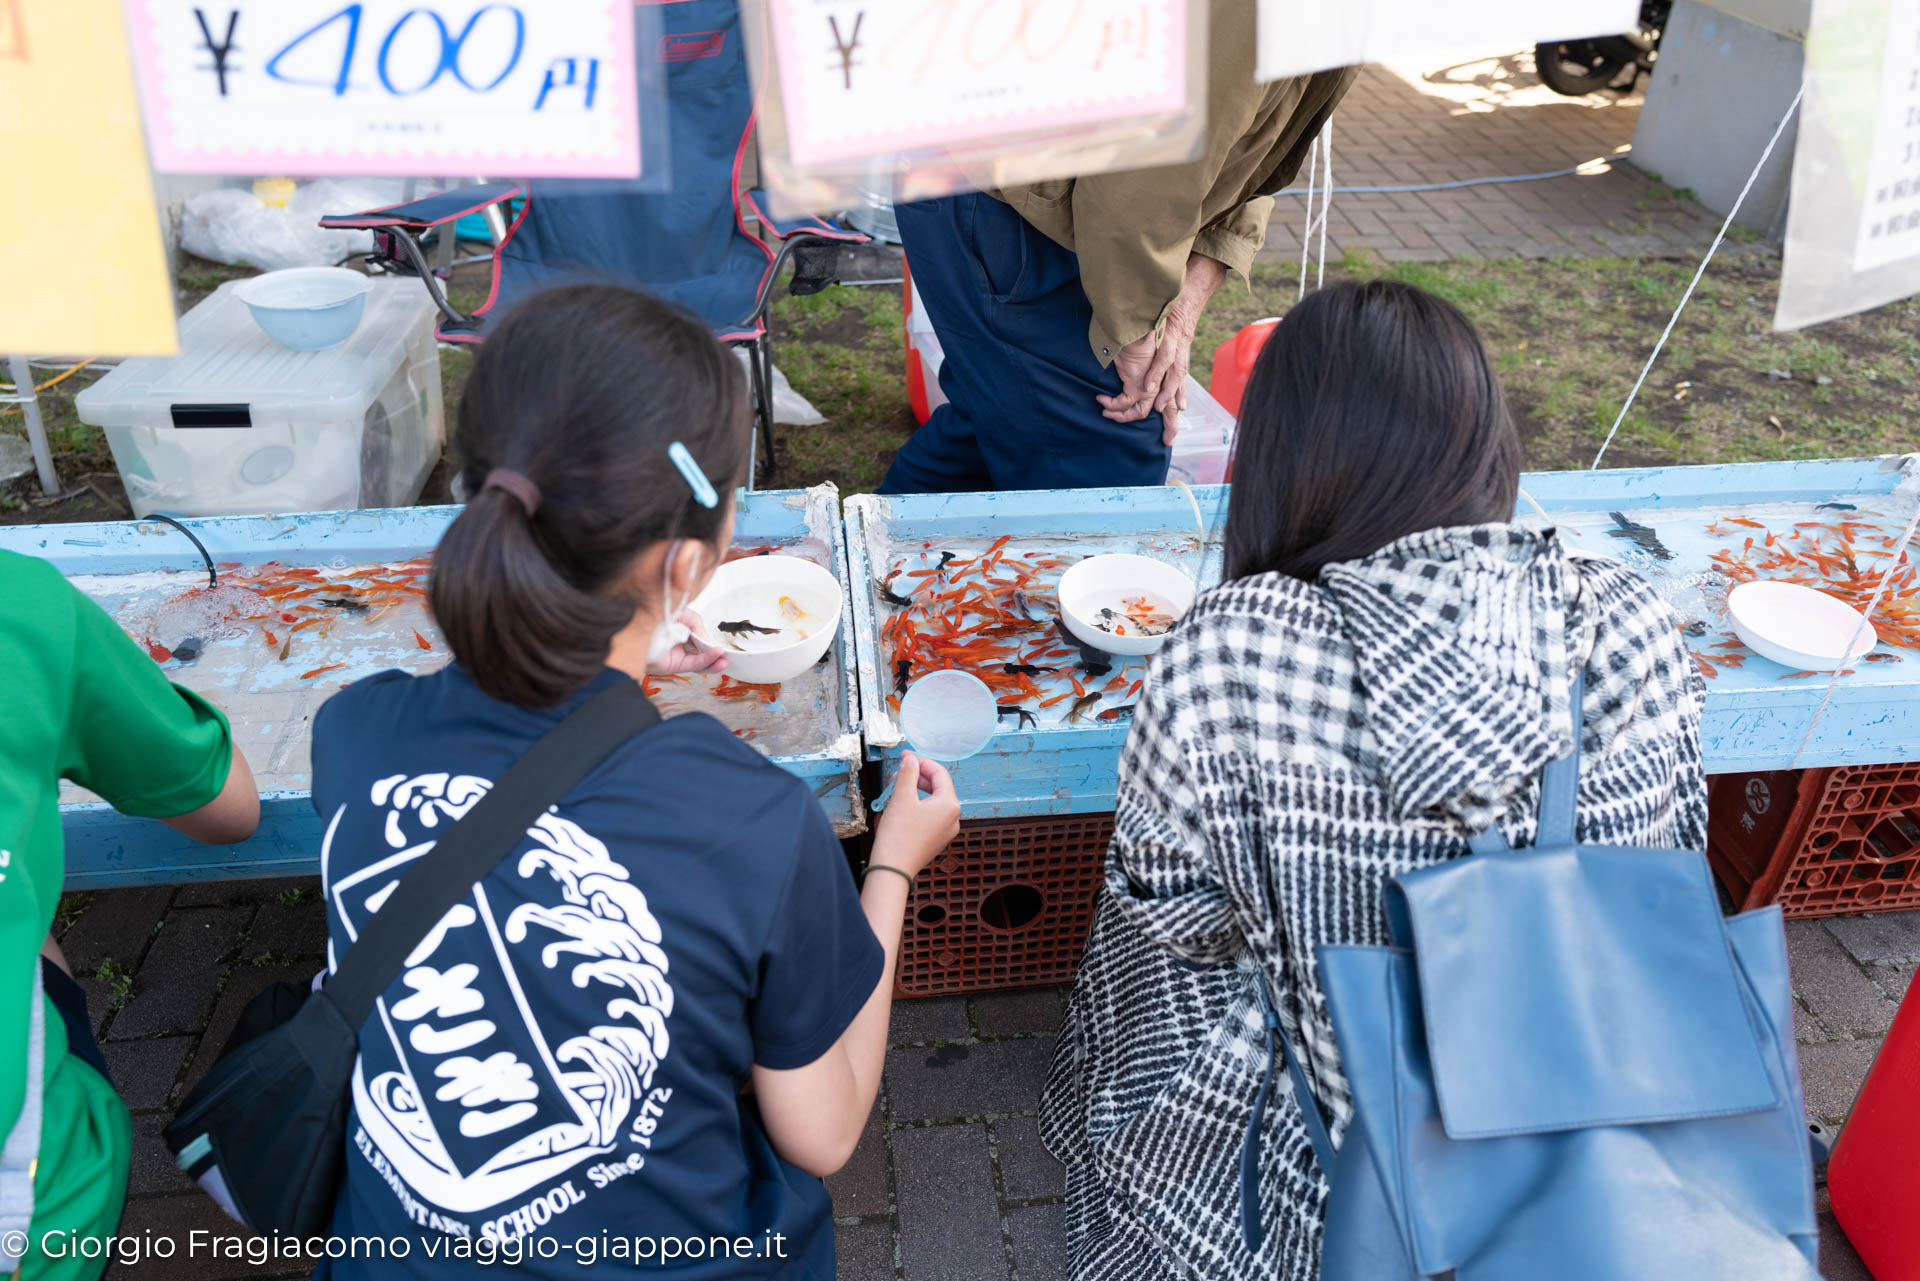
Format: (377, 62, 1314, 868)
(1707, 764, 1920, 918)
(891, 813, 1112, 998)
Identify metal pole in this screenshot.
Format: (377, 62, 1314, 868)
(478, 176, 508, 246)
(5, 354, 59, 496)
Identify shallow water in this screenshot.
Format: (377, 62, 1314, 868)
(868, 528, 1223, 732)
(1514, 497, 1917, 645)
(61, 537, 853, 804)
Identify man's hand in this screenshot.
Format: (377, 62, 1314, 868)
(1097, 252, 1230, 445)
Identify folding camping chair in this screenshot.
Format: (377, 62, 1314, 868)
(319, 0, 866, 482)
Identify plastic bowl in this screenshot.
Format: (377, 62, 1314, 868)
(692, 556, 843, 684)
(1729, 580, 1878, 672)
(234, 268, 373, 351)
(1058, 553, 1197, 658)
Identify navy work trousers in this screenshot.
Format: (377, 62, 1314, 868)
(877, 192, 1170, 494)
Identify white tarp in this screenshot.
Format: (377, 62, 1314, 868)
(1775, 0, 1920, 330)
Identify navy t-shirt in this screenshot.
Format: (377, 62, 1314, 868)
(308, 665, 882, 1279)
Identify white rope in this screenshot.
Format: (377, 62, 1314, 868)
(1590, 87, 1803, 471)
(1787, 487, 1920, 770)
(1297, 132, 1321, 303)
(1316, 119, 1332, 292)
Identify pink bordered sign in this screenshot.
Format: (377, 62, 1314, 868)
(765, 0, 1190, 169)
(123, 0, 641, 177)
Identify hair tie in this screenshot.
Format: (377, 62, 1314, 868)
(483, 468, 540, 516)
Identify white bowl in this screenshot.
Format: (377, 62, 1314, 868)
(1728, 581, 1878, 672)
(1058, 553, 1197, 658)
(234, 268, 373, 351)
(692, 555, 843, 684)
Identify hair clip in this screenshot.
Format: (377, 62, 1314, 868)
(668, 441, 719, 509)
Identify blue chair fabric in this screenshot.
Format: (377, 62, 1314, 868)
(319, 0, 866, 477)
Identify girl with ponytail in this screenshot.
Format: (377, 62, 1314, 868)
(307, 285, 960, 1280)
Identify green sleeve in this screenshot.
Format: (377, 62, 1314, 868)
(58, 585, 234, 819)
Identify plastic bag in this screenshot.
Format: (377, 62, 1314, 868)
(179, 180, 410, 272)
(734, 350, 827, 426)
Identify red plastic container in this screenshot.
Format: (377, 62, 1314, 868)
(892, 812, 1113, 998)
(1707, 765, 1920, 919)
(904, 259, 934, 426)
(1828, 980, 1920, 1280)
(1207, 318, 1279, 418)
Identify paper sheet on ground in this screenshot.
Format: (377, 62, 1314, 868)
(1254, 0, 1638, 83)
(1776, 0, 1920, 330)
(0, 0, 177, 355)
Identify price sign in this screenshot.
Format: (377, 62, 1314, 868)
(1254, 0, 1636, 84)
(1853, 0, 1920, 270)
(764, 0, 1189, 168)
(123, 1, 641, 177)
(1, 0, 177, 355)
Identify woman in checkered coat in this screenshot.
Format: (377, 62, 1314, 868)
(1039, 281, 1708, 1280)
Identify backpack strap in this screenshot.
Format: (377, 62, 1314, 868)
(1536, 670, 1586, 848)
(1240, 964, 1336, 1251)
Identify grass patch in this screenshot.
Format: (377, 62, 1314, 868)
(95, 958, 135, 1012)
(762, 283, 915, 492)
(53, 893, 94, 934)
(1194, 250, 1920, 471)
(772, 248, 1919, 485)
(10, 248, 1919, 519)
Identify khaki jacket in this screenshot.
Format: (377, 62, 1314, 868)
(995, 4, 1355, 365)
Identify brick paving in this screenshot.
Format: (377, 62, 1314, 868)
(51, 872, 1906, 1280)
(1262, 52, 1723, 265)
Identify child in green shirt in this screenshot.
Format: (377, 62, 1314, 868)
(0, 550, 259, 1281)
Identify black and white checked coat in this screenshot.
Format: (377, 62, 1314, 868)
(1040, 525, 1709, 1281)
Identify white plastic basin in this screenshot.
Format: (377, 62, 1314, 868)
(1728, 580, 1878, 672)
(1057, 553, 1197, 658)
(692, 555, 843, 684)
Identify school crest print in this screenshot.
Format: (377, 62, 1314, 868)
(327, 773, 675, 1215)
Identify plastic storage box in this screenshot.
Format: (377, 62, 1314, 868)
(76, 277, 443, 517)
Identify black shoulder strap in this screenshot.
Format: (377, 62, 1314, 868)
(325, 680, 661, 1026)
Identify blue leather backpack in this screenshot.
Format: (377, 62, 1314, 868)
(1242, 674, 1823, 1279)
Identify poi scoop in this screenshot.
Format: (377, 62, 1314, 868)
(871, 670, 997, 812)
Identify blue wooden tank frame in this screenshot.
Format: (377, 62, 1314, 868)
(3, 489, 863, 888)
(849, 458, 1920, 820)
(9, 457, 1920, 882)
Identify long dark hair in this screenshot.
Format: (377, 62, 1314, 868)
(1223, 280, 1520, 582)
(430, 285, 750, 707)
